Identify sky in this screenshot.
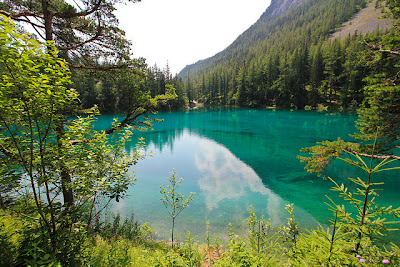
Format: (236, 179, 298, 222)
(115, 0, 272, 75)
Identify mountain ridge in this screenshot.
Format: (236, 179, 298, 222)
(178, 0, 304, 78)
(266, 0, 304, 18)
(178, 0, 392, 79)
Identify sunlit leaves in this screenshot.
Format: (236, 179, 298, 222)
(0, 14, 76, 180)
(160, 170, 195, 220)
(160, 170, 195, 247)
(0, 15, 145, 264)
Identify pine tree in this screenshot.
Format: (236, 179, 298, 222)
(299, 0, 400, 173)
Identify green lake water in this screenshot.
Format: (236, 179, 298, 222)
(95, 108, 400, 243)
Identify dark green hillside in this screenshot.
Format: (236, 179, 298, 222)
(179, 0, 379, 109)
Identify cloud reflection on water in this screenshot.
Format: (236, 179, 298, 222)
(116, 130, 319, 238)
(194, 137, 288, 225)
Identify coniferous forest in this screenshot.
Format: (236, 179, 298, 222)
(180, 0, 397, 111)
(71, 63, 187, 113)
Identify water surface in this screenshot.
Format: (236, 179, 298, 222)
(97, 108, 400, 242)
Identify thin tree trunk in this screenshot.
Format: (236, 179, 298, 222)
(355, 171, 372, 252)
(56, 122, 74, 208)
(172, 217, 175, 248)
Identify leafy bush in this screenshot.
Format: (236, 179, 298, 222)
(0, 209, 24, 266)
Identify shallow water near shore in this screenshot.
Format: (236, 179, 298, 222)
(95, 108, 400, 243)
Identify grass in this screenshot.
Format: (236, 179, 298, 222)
(1, 205, 400, 266)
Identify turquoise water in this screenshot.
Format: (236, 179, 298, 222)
(96, 108, 400, 243)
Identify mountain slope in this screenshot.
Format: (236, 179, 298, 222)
(178, 0, 304, 78)
(178, 0, 394, 109)
(331, 0, 394, 40)
(179, 0, 369, 80)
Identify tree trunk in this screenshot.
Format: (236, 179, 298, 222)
(56, 122, 74, 208)
(42, 1, 74, 209)
(172, 217, 175, 248)
(41, 0, 53, 42)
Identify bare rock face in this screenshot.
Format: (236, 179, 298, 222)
(270, 0, 304, 17)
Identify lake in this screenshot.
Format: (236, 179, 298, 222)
(95, 107, 400, 243)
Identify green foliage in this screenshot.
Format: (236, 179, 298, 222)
(298, 138, 361, 174)
(99, 213, 154, 242)
(179, 232, 202, 267)
(352, 0, 400, 153)
(64, 115, 141, 203)
(160, 170, 195, 248)
(242, 206, 279, 254)
(71, 63, 186, 114)
(83, 237, 135, 266)
(1, 0, 183, 115)
(292, 217, 353, 266)
(0, 0, 142, 69)
(215, 150, 399, 266)
(0, 11, 177, 266)
(296, 1, 400, 262)
(22, 240, 61, 267)
(0, 15, 144, 264)
(214, 209, 285, 266)
(326, 146, 400, 250)
(297, 133, 400, 265)
(354, 82, 400, 152)
(2, 0, 400, 265)
(0, 209, 25, 265)
(392, 0, 400, 18)
(279, 204, 300, 249)
(3, 194, 399, 266)
(82, 231, 202, 266)
(299, 1, 399, 171)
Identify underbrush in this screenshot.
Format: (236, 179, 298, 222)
(2, 206, 399, 266)
(81, 205, 399, 266)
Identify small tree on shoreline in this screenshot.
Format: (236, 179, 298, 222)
(160, 170, 195, 248)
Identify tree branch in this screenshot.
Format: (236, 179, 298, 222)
(67, 62, 129, 70)
(345, 148, 400, 160)
(0, 143, 23, 162)
(364, 40, 400, 55)
(104, 109, 147, 135)
(1, 204, 40, 221)
(392, 69, 400, 84)
(0, 9, 39, 19)
(54, 0, 103, 19)
(55, 0, 141, 19)
(23, 16, 47, 39)
(56, 18, 103, 51)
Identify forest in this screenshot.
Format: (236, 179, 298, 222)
(71, 63, 187, 113)
(181, 0, 398, 111)
(0, 0, 399, 265)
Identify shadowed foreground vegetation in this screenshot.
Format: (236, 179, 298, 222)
(1, 191, 399, 266)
